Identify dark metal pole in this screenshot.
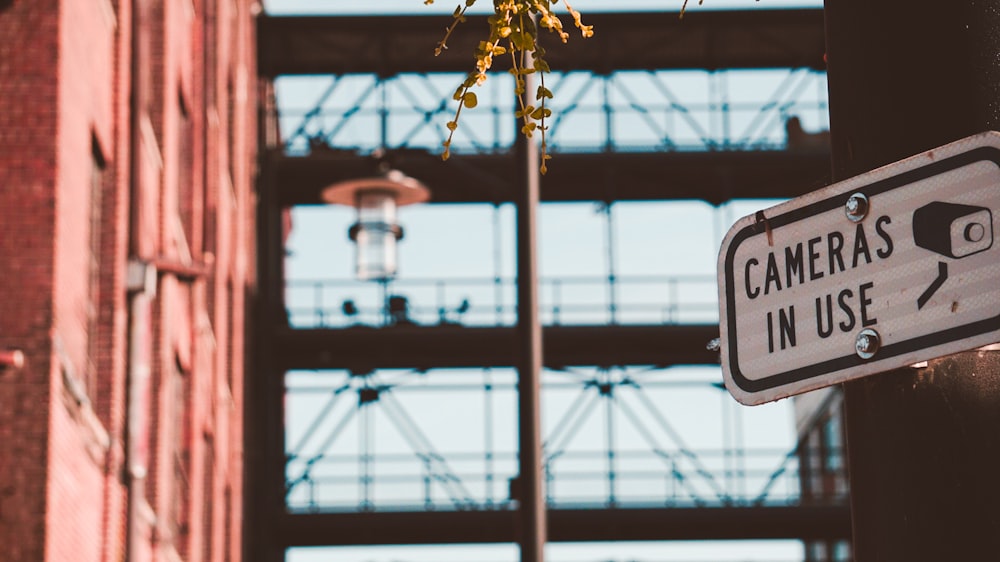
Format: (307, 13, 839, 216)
(246, 145, 288, 561)
(824, 1, 1000, 559)
(515, 49, 547, 562)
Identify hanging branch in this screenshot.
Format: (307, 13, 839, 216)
(426, 0, 593, 173)
(425, 1, 705, 172)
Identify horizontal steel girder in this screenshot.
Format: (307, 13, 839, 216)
(258, 9, 826, 77)
(269, 148, 832, 206)
(273, 324, 721, 371)
(277, 505, 852, 545)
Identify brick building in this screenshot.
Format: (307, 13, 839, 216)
(0, 0, 257, 560)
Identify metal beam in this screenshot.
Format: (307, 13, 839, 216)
(277, 505, 851, 546)
(246, 87, 293, 562)
(258, 9, 826, 77)
(273, 324, 720, 371)
(270, 148, 832, 206)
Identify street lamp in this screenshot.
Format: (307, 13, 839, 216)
(321, 163, 430, 282)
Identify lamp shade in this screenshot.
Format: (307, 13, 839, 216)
(321, 169, 430, 282)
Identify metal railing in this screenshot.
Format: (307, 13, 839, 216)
(285, 446, 843, 513)
(286, 274, 719, 328)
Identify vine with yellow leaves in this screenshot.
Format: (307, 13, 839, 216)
(425, 0, 701, 173)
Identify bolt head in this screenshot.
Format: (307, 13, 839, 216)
(845, 193, 869, 222)
(855, 328, 880, 359)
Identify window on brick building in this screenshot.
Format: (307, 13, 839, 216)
(226, 279, 235, 393)
(224, 485, 233, 562)
(178, 90, 195, 255)
(201, 0, 220, 319)
(226, 75, 235, 186)
(201, 79, 219, 325)
(86, 136, 106, 401)
(169, 357, 191, 551)
(202, 436, 215, 562)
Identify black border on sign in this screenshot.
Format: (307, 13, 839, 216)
(725, 146, 1000, 393)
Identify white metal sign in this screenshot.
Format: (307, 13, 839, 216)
(719, 132, 1000, 405)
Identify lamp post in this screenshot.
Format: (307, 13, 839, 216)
(321, 163, 430, 282)
(515, 45, 546, 562)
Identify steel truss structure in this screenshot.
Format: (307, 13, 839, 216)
(249, 8, 849, 561)
(268, 66, 832, 205)
(285, 368, 833, 509)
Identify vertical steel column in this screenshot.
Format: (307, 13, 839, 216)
(824, 1, 1000, 559)
(246, 144, 289, 562)
(515, 46, 547, 562)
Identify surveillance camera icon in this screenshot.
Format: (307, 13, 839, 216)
(912, 201, 994, 310)
(913, 202, 993, 259)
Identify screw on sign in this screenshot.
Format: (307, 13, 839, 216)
(717, 131, 1000, 405)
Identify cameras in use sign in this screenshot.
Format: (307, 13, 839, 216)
(718, 132, 1000, 405)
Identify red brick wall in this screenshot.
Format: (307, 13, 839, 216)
(0, 0, 256, 560)
(0, 1, 61, 560)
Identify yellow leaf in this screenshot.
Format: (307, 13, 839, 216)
(463, 92, 479, 109)
(530, 106, 551, 120)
